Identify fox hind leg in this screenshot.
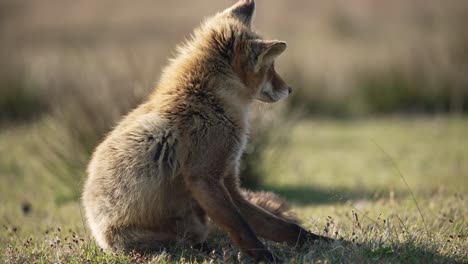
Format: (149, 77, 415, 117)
(105, 226, 177, 254)
(104, 212, 210, 254)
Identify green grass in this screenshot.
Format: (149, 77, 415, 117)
(1, 116, 467, 263)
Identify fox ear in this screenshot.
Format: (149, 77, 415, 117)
(225, 0, 255, 27)
(251, 40, 287, 72)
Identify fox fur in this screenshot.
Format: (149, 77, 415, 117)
(82, 0, 329, 261)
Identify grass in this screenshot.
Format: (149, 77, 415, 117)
(1, 116, 466, 263)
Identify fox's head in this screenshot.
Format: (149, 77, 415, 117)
(223, 0, 291, 103)
(179, 0, 292, 104)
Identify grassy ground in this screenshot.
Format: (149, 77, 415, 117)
(1, 116, 466, 263)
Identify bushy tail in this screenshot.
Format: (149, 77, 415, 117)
(241, 189, 299, 224)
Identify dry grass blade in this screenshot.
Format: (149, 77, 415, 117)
(372, 140, 431, 240)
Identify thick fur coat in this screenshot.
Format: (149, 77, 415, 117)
(82, 0, 329, 261)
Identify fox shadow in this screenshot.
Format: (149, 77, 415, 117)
(254, 185, 402, 205)
(162, 236, 462, 264)
(267, 239, 463, 264)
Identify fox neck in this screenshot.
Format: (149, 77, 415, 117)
(155, 42, 254, 129)
(214, 78, 253, 130)
(152, 74, 252, 131)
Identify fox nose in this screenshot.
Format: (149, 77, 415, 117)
(288, 86, 293, 94)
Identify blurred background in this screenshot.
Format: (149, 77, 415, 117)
(1, 0, 467, 223)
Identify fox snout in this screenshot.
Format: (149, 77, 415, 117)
(256, 64, 291, 103)
(258, 82, 289, 102)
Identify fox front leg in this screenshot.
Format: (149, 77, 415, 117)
(185, 175, 277, 262)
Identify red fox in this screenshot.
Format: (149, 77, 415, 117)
(82, 0, 330, 261)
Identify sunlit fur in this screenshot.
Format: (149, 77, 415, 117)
(82, 0, 305, 259)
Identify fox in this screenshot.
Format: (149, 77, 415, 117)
(82, 0, 330, 262)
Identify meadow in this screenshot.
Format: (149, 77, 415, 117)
(1, 0, 467, 263)
(1, 117, 467, 263)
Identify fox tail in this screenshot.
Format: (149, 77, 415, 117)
(241, 189, 299, 224)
